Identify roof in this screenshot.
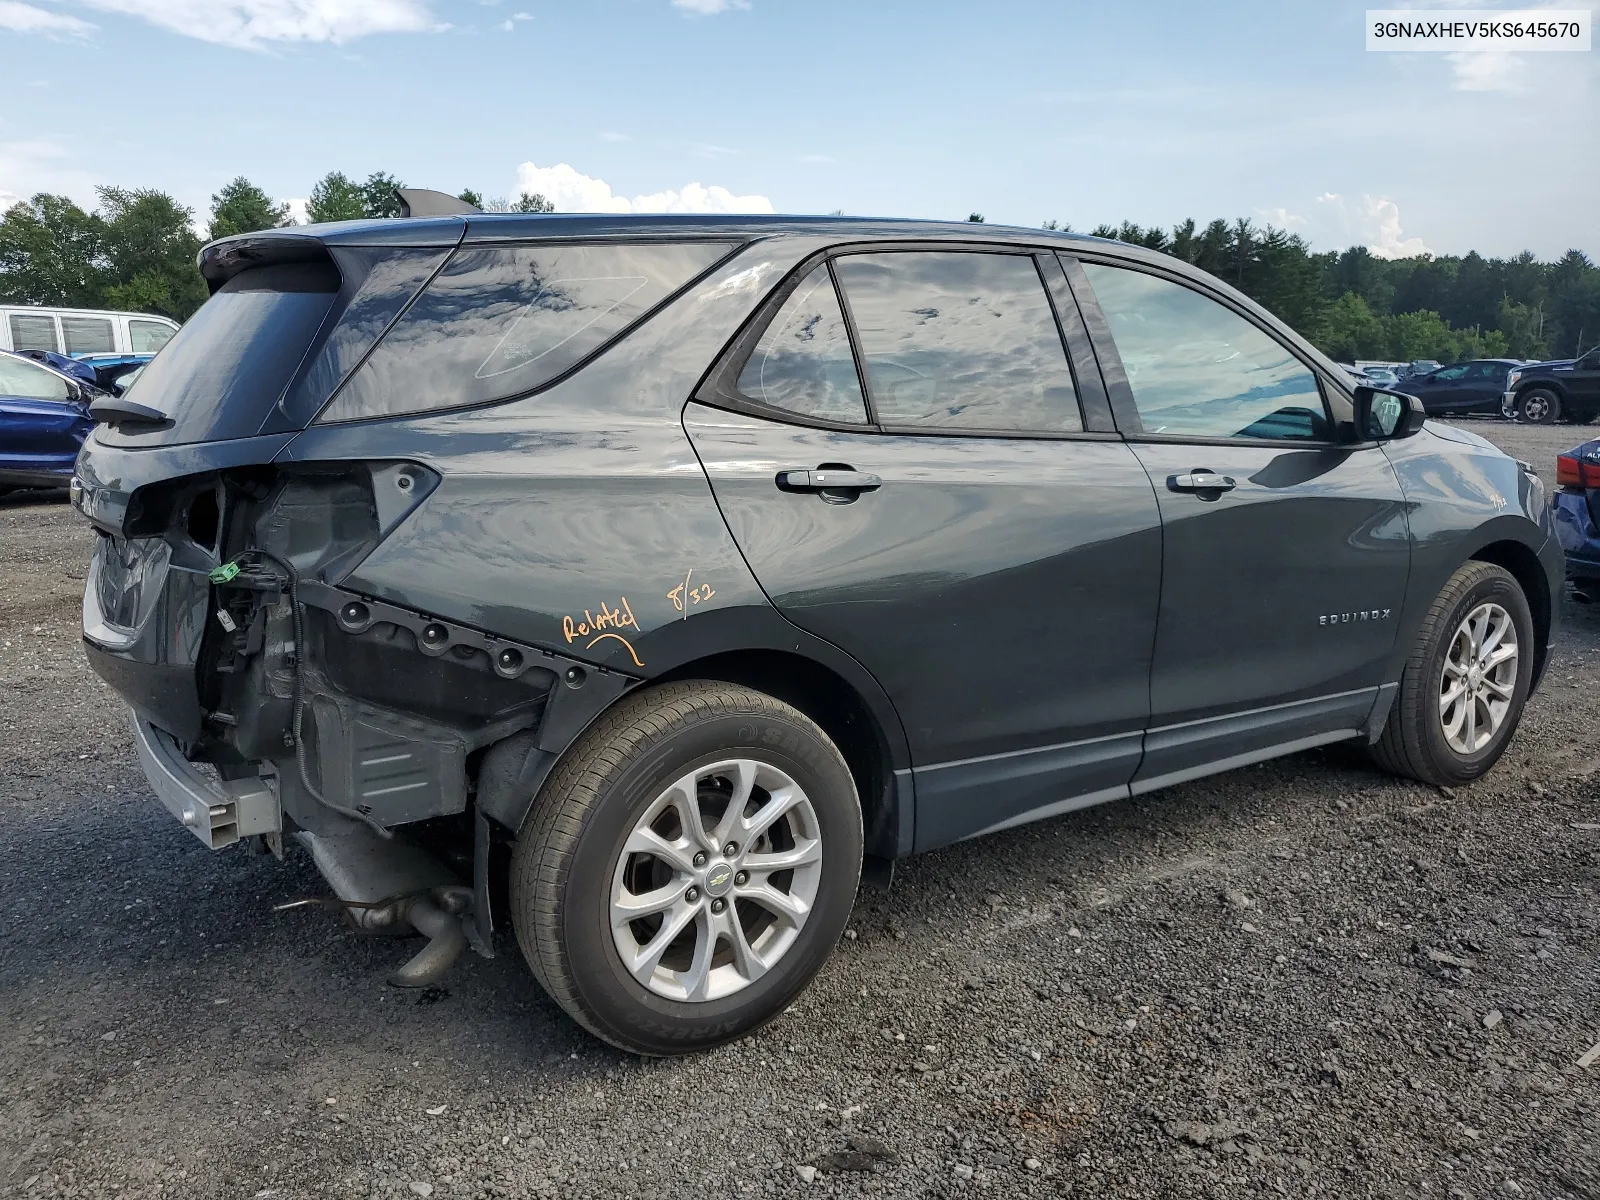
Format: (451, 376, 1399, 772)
(198, 213, 1115, 288)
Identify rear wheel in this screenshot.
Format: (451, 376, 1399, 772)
(1369, 561, 1534, 786)
(1517, 387, 1561, 424)
(510, 680, 862, 1055)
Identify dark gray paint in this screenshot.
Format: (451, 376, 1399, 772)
(76, 216, 1563, 862)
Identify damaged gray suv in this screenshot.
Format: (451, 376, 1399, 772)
(76, 193, 1561, 1054)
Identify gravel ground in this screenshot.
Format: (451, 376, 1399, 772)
(1, 422, 1597, 1200)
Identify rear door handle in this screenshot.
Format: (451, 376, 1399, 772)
(776, 468, 882, 493)
(1167, 471, 1236, 493)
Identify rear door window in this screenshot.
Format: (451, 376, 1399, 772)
(62, 315, 115, 355)
(1081, 262, 1329, 441)
(735, 264, 867, 424)
(830, 251, 1082, 433)
(128, 319, 176, 353)
(318, 241, 734, 424)
(9, 313, 60, 353)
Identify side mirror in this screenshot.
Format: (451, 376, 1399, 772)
(1352, 385, 1426, 441)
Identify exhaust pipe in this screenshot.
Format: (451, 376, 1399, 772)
(288, 825, 474, 987)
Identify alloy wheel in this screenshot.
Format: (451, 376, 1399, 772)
(609, 758, 823, 1002)
(1438, 601, 1519, 755)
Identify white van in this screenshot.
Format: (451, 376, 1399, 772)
(0, 305, 180, 356)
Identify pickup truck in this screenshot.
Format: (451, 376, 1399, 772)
(1502, 347, 1600, 425)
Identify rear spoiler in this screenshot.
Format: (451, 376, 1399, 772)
(197, 190, 476, 293)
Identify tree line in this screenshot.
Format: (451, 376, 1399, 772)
(1, 175, 1594, 365)
(1041, 216, 1597, 364)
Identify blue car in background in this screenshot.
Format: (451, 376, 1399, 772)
(16, 348, 151, 394)
(1554, 438, 1600, 598)
(0, 349, 97, 497)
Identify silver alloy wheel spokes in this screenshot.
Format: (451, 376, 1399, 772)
(610, 759, 823, 1002)
(1439, 601, 1519, 755)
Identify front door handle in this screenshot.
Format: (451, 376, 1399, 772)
(1168, 471, 1236, 494)
(776, 468, 882, 493)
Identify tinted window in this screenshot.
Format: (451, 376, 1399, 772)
(285, 246, 452, 421)
(9, 313, 59, 353)
(128, 319, 176, 353)
(319, 242, 733, 424)
(832, 251, 1081, 433)
(62, 316, 115, 354)
(736, 264, 866, 424)
(1432, 364, 1468, 381)
(1083, 263, 1328, 441)
(0, 354, 70, 402)
(98, 262, 340, 446)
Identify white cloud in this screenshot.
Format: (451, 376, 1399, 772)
(61, 0, 444, 48)
(1255, 206, 1307, 230)
(0, 189, 22, 212)
(284, 197, 310, 224)
(1314, 192, 1432, 259)
(600, 131, 629, 142)
(511, 161, 773, 215)
(671, 0, 748, 12)
(1448, 51, 1528, 93)
(497, 8, 528, 30)
(0, 0, 93, 35)
(0, 139, 97, 212)
(798, 153, 836, 165)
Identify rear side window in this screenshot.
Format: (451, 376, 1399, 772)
(736, 264, 867, 424)
(128, 319, 176, 353)
(62, 316, 115, 354)
(831, 251, 1082, 433)
(98, 262, 340, 446)
(317, 242, 734, 424)
(0, 354, 70, 401)
(1083, 263, 1328, 441)
(9, 313, 59, 353)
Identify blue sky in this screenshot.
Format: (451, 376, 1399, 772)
(0, 0, 1594, 259)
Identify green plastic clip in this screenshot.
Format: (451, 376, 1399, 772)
(208, 561, 240, 585)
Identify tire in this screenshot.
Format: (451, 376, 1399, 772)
(1368, 561, 1535, 786)
(1517, 387, 1561, 425)
(509, 680, 863, 1055)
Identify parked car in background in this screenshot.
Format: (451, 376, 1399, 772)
(1553, 439, 1600, 597)
(1396, 360, 1443, 380)
(1360, 366, 1401, 387)
(0, 349, 96, 496)
(0, 305, 179, 357)
(1502, 347, 1600, 425)
(16, 348, 152, 394)
(74, 207, 1560, 1055)
(1395, 359, 1522, 417)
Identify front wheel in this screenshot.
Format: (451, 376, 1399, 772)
(1368, 561, 1534, 786)
(510, 680, 862, 1055)
(1517, 387, 1561, 424)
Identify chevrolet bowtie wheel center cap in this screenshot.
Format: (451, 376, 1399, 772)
(703, 861, 734, 897)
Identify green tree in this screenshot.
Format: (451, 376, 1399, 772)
(513, 193, 556, 213)
(458, 188, 484, 209)
(0, 194, 108, 307)
(359, 172, 406, 218)
(966, 212, 985, 223)
(97, 186, 207, 320)
(306, 172, 366, 223)
(207, 176, 288, 241)
(1321, 293, 1384, 362)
